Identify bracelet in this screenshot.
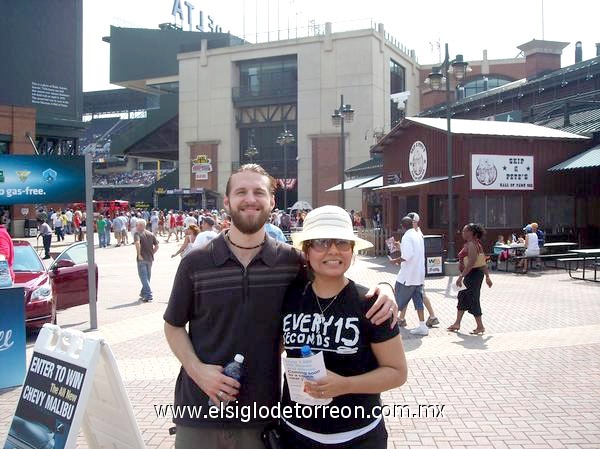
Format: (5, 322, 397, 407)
(377, 282, 395, 293)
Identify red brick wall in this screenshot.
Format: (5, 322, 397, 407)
(189, 142, 218, 191)
(0, 105, 36, 154)
(524, 53, 562, 78)
(311, 136, 342, 207)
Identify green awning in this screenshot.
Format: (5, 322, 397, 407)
(548, 145, 600, 171)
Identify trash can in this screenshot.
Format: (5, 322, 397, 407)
(423, 235, 444, 277)
(24, 219, 38, 237)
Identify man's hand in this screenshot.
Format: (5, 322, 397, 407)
(456, 276, 463, 288)
(304, 370, 349, 399)
(186, 360, 240, 405)
(137, 254, 143, 262)
(389, 257, 401, 265)
(365, 283, 398, 328)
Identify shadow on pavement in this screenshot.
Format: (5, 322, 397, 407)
(451, 332, 492, 350)
(107, 299, 144, 310)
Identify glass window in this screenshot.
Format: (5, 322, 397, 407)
(54, 243, 88, 266)
(463, 76, 513, 98)
(390, 59, 406, 127)
(469, 195, 522, 229)
(528, 195, 574, 228)
(0, 142, 8, 154)
(13, 244, 45, 272)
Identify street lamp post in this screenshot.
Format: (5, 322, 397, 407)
(276, 126, 295, 211)
(425, 44, 469, 261)
(331, 95, 354, 210)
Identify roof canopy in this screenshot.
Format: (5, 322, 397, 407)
(372, 117, 588, 153)
(548, 145, 600, 171)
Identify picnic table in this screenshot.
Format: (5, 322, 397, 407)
(560, 248, 600, 283)
(538, 242, 578, 268)
(542, 242, 578, 253)
(495, 244, 526, 272)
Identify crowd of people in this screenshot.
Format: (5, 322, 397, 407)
(92, 169, 174, 186)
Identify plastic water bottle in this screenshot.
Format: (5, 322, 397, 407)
(301, 345, 315, 358)
(208, 354, 244, 407)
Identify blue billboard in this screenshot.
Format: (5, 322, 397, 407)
(0, 287, 26, 389)
(0, 156, 85, 204)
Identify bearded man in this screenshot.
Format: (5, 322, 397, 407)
(164, 164, 398, 449)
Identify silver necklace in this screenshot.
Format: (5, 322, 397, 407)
(313, 287, 340, 321)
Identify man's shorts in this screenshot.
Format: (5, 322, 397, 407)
(176, 226, 183, 232)
(394, 282, 424, 311)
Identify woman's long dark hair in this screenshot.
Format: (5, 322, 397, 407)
(465, 223, 485, 239)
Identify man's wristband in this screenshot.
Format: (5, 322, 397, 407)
(377, 282, 395, 293)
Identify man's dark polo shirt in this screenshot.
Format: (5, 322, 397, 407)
(164, 232, 304, 427)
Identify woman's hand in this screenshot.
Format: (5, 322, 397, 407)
(304, 370, 350, 399)
(456, 276, 463, 288)
(485, 275, 493, 288)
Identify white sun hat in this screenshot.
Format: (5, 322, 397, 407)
(291, 205, 373, 253)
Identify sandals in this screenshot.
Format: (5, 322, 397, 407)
(470, 328, 485, 335)
(447, 325, 460, 332)
(398, 319, 407, 328)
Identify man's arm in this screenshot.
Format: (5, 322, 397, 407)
(164, 323, 240, 405)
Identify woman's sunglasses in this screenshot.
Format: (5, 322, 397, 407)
(309, 239, 354, 252)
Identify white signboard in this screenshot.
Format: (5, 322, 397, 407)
(471, 154, 534, 190)
(3, 325, 145, 449)
(426, 256, 443, 275)
(409, 141, 427, 181)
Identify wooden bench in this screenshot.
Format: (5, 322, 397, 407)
(511, 255, 539, 274)
(538, 253, 581, 269)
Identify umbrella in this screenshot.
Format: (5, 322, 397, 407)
(289, 201, 313, 211)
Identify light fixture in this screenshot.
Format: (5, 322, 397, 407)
(341, 104, 354, 123)
(450, 55, 469, 81)
(331, 110, 342, 126)
(427, 66, 444, 90)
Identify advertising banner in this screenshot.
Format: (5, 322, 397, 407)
(0, 287, 26, 389)
(0, 156, 85, 204)
(3, 325, 145, 449)
(471, 154, 534, 191)
(4, 352, 86, 449)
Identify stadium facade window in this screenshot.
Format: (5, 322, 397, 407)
(529, 195, 575, 227)
(463, 75, 513, 98)
(238, 55, 297, 99)
(390, 59, 406, 127)
(239, 124, 298, 179)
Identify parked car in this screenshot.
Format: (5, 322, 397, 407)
(12, 240, 98, 330)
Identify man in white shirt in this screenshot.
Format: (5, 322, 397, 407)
(184, 213, 198, 229)
(191, 217, 218, 249)
(395, 216, 428, 336)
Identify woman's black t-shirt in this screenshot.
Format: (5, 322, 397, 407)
(281, 279, 399, 434)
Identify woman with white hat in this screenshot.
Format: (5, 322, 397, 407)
(280, 205, 407, 449)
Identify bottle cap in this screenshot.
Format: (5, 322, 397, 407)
(300, 345, 312, 357)
(234, 354, 244, 364)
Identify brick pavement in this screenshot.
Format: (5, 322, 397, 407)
(1, 239, 599, 448)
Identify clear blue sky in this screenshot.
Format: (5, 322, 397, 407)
(83, 0, 600, 91)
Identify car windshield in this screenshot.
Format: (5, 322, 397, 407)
(13, 244, 45, 272)
(54, 243, 88, 265)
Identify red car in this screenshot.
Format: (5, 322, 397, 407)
(12, 240, 98, 329)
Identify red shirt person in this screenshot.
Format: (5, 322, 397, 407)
(0, 224, 15, 281)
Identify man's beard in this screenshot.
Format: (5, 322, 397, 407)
(228, 206, 270, 235)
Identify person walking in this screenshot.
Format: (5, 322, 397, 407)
(190, 217, 218, 250)
(394, 216, 428, 336)
(163, 164, 398, 449)
(37, 218, 53, 259)
(172, 224, 200, 258)
(104, 215, 112, 247)
(150, 210, 160, 235)
(280, 206, 407, 448)
(395, 212, 439, 328)
(134, 219, 159, 302)
(52, 211, 65, 242)
(96, 215, 107, 248)
(448, 223, 493, 335)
